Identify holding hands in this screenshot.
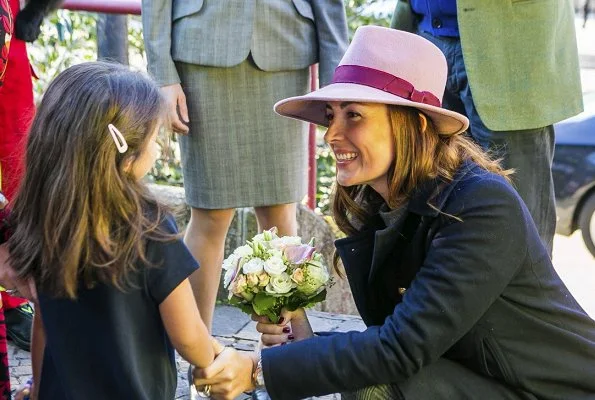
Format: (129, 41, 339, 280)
(192, 308, 312, 399)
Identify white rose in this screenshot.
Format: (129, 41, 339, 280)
(310, 264, 329, 284)
(223, 267, 236, 288)
(307, 259, 325, 269)
(252, 233, 267, 243)
(222, 254, 238, 271)
(297, 263, 330, 295)
(268, 249, 283, 260)
(243, 258, 265, 274)
(270, 236, 302, 250)
(265, 273, 294, 295)
(264, 256, 287, 276)
(234, 245, 253, 257)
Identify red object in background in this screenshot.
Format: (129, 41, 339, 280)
(0, 0, 33, 203)
(62, 0, 140, 14)
(0, 0, 12, 87)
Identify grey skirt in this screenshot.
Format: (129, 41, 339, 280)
(176, 57, 309, 209)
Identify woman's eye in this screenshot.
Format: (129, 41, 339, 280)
(347, 111, 361, 119)
(325, 113, 334, 121)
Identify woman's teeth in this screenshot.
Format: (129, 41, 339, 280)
(335, 152, 357, 161)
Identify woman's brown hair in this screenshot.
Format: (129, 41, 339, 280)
(8, 61, 176, 299)
(332, 104, 512, 238)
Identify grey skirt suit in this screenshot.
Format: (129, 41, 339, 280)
(142, 0, 348, 209)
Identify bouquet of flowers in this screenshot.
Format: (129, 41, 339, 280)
(222, 227, 331, 323)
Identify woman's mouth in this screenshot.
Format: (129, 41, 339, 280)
(335, 152, 358, 163)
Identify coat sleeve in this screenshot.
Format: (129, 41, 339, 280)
(141, 0, 180, 86)
(390, 0, 417, 32)
(261, 177, 529, 400)
(310, 0, 348, 87)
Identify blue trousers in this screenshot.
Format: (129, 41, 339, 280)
(419, 31, 556, 256)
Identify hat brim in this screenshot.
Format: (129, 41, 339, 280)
(274, 83, 469, 135)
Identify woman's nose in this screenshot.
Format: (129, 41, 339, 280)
(324, 124, 341, 144)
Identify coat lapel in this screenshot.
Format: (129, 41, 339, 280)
(367, 162, 475, 286)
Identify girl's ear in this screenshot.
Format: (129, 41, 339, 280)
(123, 156, 135, 174)
(418, 112, 428, 132)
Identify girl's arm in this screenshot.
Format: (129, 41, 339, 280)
(30, 306, 45, 400)
(159, 279, 214, 368)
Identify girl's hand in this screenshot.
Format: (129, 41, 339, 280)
(160, 84, 189, 135)
(253, 308, 313, 346)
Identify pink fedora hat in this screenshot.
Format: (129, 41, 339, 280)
(274, 26, 469, 135)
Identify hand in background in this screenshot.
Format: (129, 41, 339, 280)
(15, 0, 64, 42)
(14, 379, 33, 400)
(254, 307, 313, 346)
(160, 84, 190, 135)
(0, 243, 37, 302)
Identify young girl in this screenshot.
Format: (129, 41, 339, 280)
(7, 61, 215, 399)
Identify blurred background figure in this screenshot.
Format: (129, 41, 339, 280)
(142, 0, 348, 332)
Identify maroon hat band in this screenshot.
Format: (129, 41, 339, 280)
(331, 65, 441, 107)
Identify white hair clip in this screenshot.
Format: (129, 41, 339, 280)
(107, 124, 129, 154)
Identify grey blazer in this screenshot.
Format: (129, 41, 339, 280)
(142, 0, 348, 87)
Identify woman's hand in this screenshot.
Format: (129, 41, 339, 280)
(254, 307, 313, 346)
(160, 84, 189, 135)
(192, 340, 256, 400)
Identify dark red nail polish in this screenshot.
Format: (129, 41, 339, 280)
(288, 334, 295, 340)
(278, 317, 285, 324)
(281, 342, 287, 346)
(282, 326, 291, 333)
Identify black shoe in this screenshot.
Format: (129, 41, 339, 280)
(5, 303, 33, 352)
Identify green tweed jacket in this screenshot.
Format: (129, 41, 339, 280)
(391, 0, 583, 131)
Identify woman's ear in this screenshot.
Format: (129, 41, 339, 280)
(418, 113, 428, 132)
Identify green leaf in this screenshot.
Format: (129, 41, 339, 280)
(252, 292, 277, 316)
(229, 296, 255, 316)
(286, 289, 327, 311)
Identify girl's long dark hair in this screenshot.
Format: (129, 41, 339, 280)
(8, 61, 176, 299)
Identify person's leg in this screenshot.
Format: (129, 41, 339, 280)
(495, 126, 556, 254)
(184, 207, 236, 331)
(253, 203, 298, 236)
(449, 42, 555, 256)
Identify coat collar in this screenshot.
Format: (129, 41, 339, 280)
(406, 160, 477, 217)
(368, 161, 479, 282)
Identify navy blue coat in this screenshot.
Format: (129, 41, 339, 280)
(262, 162, 595, 400)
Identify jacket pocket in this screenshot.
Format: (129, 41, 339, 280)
(292, 0, 314, 21)
(172, 0, 204, 21)
(482, 337, 517, 385)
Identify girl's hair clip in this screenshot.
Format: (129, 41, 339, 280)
(108, 124, 129, 154)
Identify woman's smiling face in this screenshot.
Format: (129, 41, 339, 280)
(324, 102, 395, 201)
